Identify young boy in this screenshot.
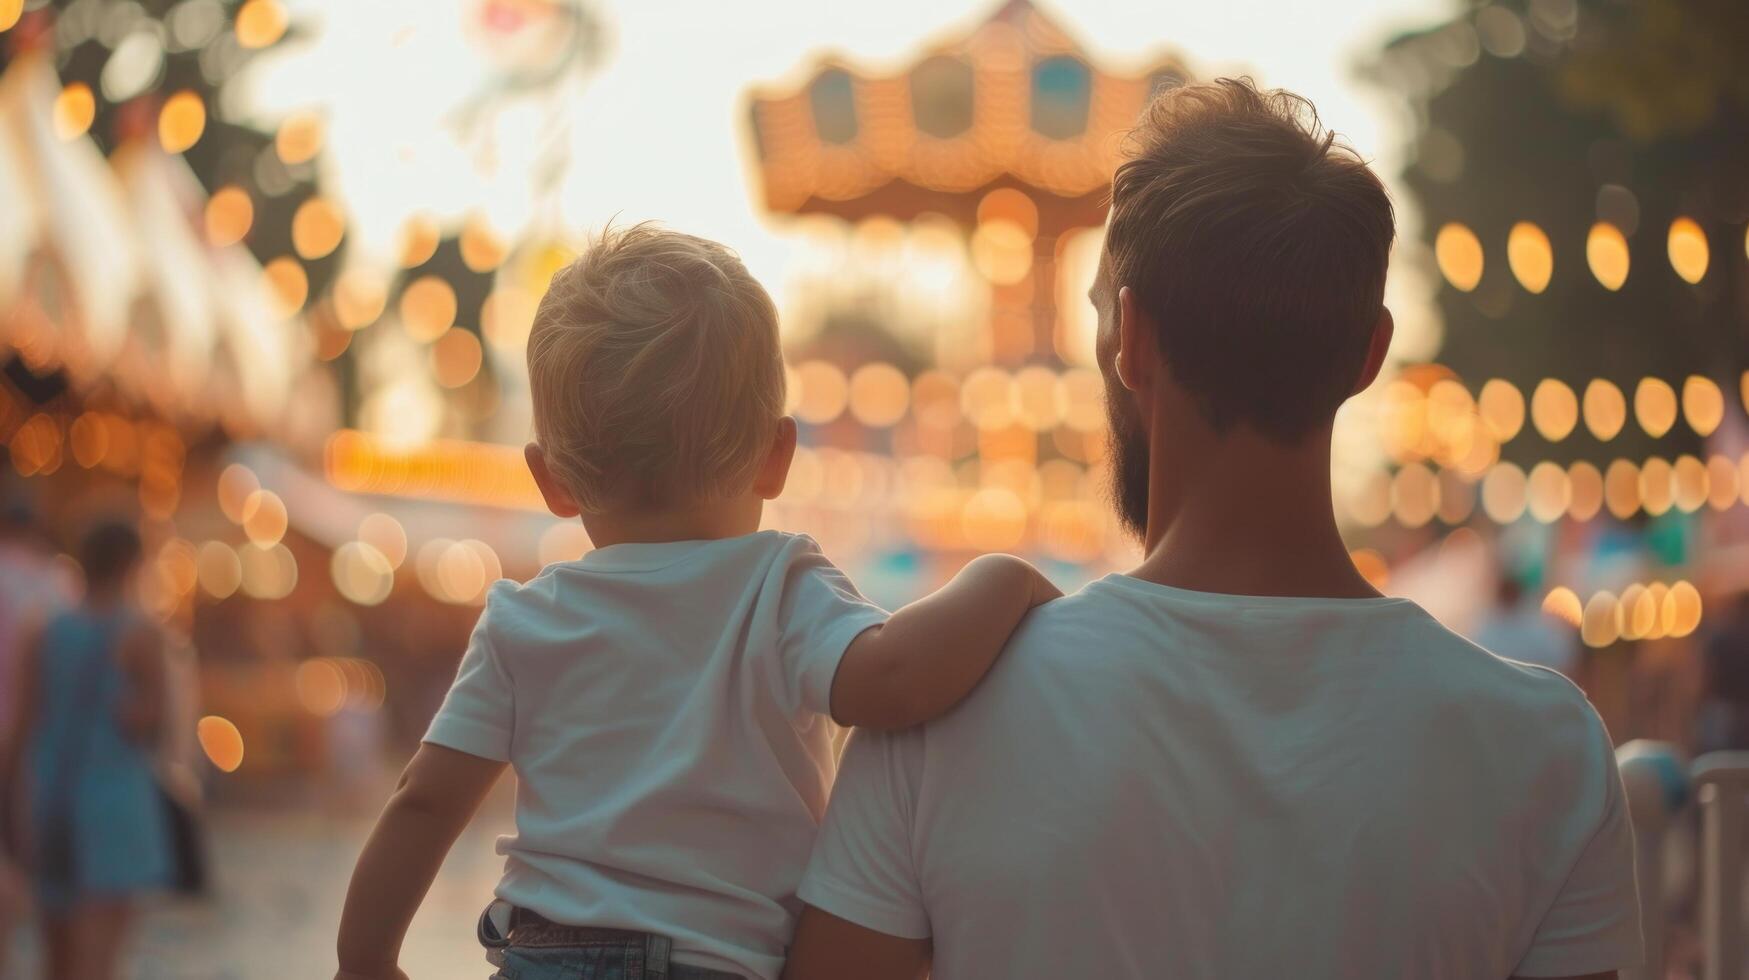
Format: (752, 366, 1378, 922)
(335, 225, 1059, 980)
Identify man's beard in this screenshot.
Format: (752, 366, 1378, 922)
(1104, 380, 1150, 541)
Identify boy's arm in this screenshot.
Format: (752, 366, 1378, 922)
(335, 743, 505, 980)
(830, 554, 1059, 730)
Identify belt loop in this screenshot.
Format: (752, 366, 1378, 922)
(477, 899, 513, 949)
(643, 932, 671, 978)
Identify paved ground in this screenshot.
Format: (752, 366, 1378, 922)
(5, 782, 518, 980)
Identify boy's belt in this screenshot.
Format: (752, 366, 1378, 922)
(476, 900, 744, 978)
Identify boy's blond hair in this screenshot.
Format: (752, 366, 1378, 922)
(527, 223, 785, 513)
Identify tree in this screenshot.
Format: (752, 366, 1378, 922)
(1367, 0, 1749, 466)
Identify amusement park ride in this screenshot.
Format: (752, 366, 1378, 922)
(747, 0, 1190, 366)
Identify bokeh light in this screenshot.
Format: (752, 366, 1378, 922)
(197, 716, 245, 773)
(295, 659, 347, 717)
(1618, 584, 1656, 641)
(240, 489, 288, 546)
(217, 463, 259, 523)
(1581, 590, 1619, 648)
(397, 213, 442, 267)
(848, 363, 910, 428)
(1525, 461, 1570, 523)
(1665, 581, 1703, 638)
(1672, 454, 1708, 513)
(1529, 379, 1576, 442)
(1586, 223, 1629, 291)
(1541, 587, 1582, 629)
(1567, 461, 1603, 521)
(275, 110, 326, 165)
(1682, 375, 1723, 437)
(197, 541, 242, 600)
(1707, 455, 1740, 511)
(53, 82, 96, 141)
(1481, 462, 1526, 523)
(1434, 222, 1483, 292)
(357, 513, 408, 568)
(431, 329, 484, 388)
(1477, 379, 1524, 442)
(158, 90, 207, 153)
(1667, 217, 1709, 284)
(1581, 379, 1625, 441)
(400, 276, 457, 342)
(1639, 456, 1674, 516)
(263, 257, 309, 316)
(1603, 459, 1641, 520)
(331, 541, 395, 606)
(205, 186, 254, 247)
(235, 0, 288, 48)
(239, 542, 298, 600)
(460, 216, 508, 273)
(1634, 377, 1677, 437)
(1506, 221, 1551, 293)
(292, 197, 347, 260)
(333, 269, 388, 329)
(794, 360, 850, 425)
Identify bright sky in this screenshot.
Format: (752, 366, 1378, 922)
(256, 0, 1451, 289)
(573, 0, 1447, 284)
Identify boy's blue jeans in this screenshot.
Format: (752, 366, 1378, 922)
(479, 901, 746, 980)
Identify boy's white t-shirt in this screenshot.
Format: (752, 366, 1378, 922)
(801, 574, 1643, 979)
(424, 530, 887, 980)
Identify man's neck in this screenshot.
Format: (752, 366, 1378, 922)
(1131, 425, 1379, 600)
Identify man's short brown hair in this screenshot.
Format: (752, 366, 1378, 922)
(1106, 77, 1394, 442)
(527, 223, 785, 513)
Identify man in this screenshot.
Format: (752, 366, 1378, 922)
(783, 79, 1641, 980)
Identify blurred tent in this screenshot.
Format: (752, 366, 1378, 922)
(0, 48, 318, 437)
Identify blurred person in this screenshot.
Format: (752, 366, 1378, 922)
(334, 225, 1060, 980)
(1699, 593, 1749, 752)
(1, 520, 173, 980)
(1474, 575, 1578, 676)
(0, 498, 74, 970)
(784, 78, 1640, 980)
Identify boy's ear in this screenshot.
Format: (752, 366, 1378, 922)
(1350, 307, 1395, 395)
(525, 443, 582, 518)
(752, 416, 798, 500)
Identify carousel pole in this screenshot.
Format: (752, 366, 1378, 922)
(1695, 752, 1749, 980)
(1616, 741, 1690, 980)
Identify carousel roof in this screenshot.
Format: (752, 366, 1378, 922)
(746, 0, 1193, 225)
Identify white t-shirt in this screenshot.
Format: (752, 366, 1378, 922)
(800, 574, 1642, 980)
(425, 530, 887, 980)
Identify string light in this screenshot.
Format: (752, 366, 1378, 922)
(1506, 221, 1552, 293)
(53, 82, 96, 141)
(1586, 223, 1629, 291)
(1435, 222, 1484, 292)
(158, 90, 206, 153)
(1667, 217, 1709, 284)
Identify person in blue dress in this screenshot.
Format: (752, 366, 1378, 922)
(1, 520, 172, 980)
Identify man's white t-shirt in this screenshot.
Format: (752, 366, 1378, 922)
(800, 574, 1642, 979)
(424, 531, 887, 980)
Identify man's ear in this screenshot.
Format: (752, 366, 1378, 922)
(1351, 307, 1395, 395)
(752, 416, 798, 500)
(525, 443, 582, 518)
(1115, 285, 1152, 393)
